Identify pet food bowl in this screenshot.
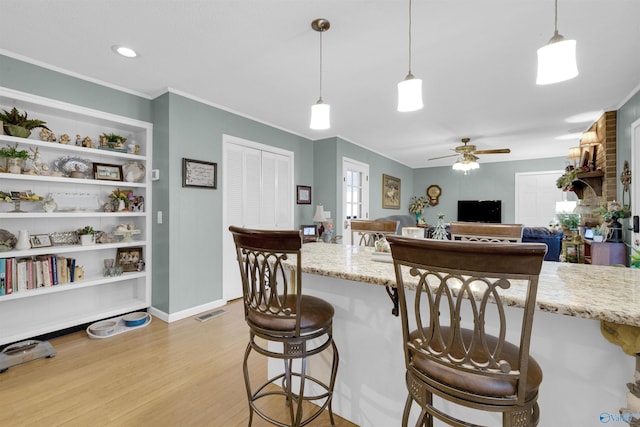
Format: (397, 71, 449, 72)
(123, 312, 148, 327)
(88, 320, 117, 337)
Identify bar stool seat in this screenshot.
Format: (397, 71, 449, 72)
(229, 226, 339, 427)
(410, 327, 543, 399)
(248, 294, 334, 332)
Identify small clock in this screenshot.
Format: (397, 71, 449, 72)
(426, 185, 442, 206)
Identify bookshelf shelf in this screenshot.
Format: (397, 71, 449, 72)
(0, 87, 152, 346)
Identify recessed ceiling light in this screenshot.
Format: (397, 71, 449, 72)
(112, 45, 138, 58)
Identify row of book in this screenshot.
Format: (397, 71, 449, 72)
(0, 255, 80, 296)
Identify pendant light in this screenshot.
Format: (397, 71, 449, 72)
(310, 19, 331, 130)
(397, 0, 423, 112)
(536, 0, 578, 85)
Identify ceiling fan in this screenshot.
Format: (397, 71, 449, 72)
(428, 138, 511, 162)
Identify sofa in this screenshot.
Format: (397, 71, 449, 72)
(522, 227, 563, 262)
(396, 221, 564, 262)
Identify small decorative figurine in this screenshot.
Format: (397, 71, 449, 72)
(59, 133, 70, 144)
(39, 128, 56, 142)
(75, 134, 82, 146)
(82, 136, 93, 148)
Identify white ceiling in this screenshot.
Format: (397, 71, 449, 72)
(2, 0, 639, 168)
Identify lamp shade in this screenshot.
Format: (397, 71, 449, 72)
(568, 146, 581, 161)
(536, 36, 578, 85)
(581, 130, 598, 144)
(397, 76, 423, 112)
(312, 204, 327, 222)
(310, 100, 330, 130)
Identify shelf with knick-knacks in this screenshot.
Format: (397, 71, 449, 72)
(0, 86, 152, 346)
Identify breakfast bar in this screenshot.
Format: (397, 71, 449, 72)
(284, 242, 640, 426)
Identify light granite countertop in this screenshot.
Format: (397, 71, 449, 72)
(293, 242, 640, 327)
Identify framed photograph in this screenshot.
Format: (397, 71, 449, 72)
(116, 247, 144, 272)
(182, 158, 217, 189)
(296, 185, 312, 204)
(30, 234, 52, 248)
(93, 163, 123, 181)
(382, 174, 401, 209)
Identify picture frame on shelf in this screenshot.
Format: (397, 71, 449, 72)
(116, 247, 144, 272)
(296, 185, 312, 204)
(93, 163, 123, 181)
(30, 234, 52, 248)
(382, 174, 401, 209)
(182, 158, 217, 189)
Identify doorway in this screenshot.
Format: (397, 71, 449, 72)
(222, 135, 294, 301)
(342, 158, 369, 245)
(515, 170, 569, 227)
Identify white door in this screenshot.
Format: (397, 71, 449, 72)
(515, 171, 568, 227)
(632, 119, 640, 253)
(342, 158, 370, 245)
(222, 136, 293, 301)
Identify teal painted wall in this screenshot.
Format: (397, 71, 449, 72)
(160, 93, 315, 313)
(618, 88, 640, 206)
(151, 93, 171, 312)
(412, 157, 568, 225)
(0, 55, 151, 122)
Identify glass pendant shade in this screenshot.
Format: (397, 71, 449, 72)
(536, 33, 578, 85)
(397, 75, 423, 112)
(310, 99, 330, 130)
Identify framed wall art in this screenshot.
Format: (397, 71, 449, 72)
(30, 234, 52, 248)
(93, 163, 123, 181)
(116, 247, 144, 272)
(296, 185, 312, 204)
(382, 174, 401, 209)
(182, 158, 217, 189)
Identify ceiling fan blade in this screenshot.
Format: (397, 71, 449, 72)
(473, 148, 511, 155)
(428, 153, 458, 161)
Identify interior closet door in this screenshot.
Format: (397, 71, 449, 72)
(222, 136, 293, 301)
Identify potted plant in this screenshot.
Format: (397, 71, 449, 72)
(0, 107, 50, 138)
(592, 225, 604, 242)
(0, 143, 32, 174)
(78, 226, 96, 245)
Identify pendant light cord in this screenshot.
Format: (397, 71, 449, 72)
(407, 0, 413, 75)
(318, 31, 323, 100)
(554, 0, 558, 33)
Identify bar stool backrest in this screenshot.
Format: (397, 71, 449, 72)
(450, 221, 524, 243)
(387, 237, 546, 408)
(351, 219, 398, 247)
(229, 226, 304, 336)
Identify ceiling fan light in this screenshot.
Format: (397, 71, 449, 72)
(536, 35, 578, 85)
(310, 99, 331, 130)
(397, 75, 423, 112)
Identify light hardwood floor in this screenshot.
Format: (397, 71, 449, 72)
(0, 300, 357, 427)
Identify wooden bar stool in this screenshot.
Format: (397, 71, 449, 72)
(350, 219, 398, 247)
(450, 221, 524, 243)
(229, 226, 339, 427)
(387, 236, 546, 426)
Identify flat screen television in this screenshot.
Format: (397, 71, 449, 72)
(457, 200, 502, 223)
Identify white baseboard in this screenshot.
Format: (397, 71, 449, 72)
(149, 299, 227, 323)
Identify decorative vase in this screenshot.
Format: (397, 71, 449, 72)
(4, 125, 31, 138)
(118, 199, 126, 212)
(5, 157, 24, 174)
(15, 230, 30, 250)
(80, 234, 95, 245)
(414, 212, 422, 225)
(43, 198, 57, 213)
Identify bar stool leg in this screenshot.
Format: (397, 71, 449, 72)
(243, 343, 254, 427)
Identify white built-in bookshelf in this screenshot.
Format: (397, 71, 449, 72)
(0, 87, 152, 345)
